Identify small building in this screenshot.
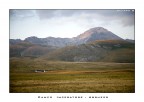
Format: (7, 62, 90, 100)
(34, 70, 46, 73)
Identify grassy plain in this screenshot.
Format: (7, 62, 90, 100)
(10, 57, 135, 93)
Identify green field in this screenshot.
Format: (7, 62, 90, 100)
(10, 57, 135, 93)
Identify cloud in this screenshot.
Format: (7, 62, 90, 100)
(35, 9, 134, 27)
(10, 10, 35, 20)
(85, 10, 135, 27)
(36, 10, 56, 19)
(10, 9, 134, 27)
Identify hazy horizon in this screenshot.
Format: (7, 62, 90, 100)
(10, 9, 135, 40)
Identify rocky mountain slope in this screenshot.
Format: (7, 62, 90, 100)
(74, 27, 123, 44)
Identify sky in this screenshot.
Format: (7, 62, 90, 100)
(10, 9, 135, 40)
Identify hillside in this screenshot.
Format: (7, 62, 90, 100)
(10, 41, 58, 57)
(41, 40, 134, 63)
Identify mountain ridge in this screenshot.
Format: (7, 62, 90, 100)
(10, 27, 135, 63)
(10, 27, 125, 47)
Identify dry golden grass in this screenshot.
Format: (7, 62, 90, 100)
(10, 59, 135, 93)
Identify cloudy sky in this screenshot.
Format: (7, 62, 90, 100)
(10, 9, 135, 40)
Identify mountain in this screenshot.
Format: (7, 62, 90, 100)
(24, 36, 75, 47)
(10, 39, 22, 45)
(75, 27, 123, 44)
(10, 27, 123, 47)
(125, 39, 135, 43)
(10, 27, 134, 62)
(41, 40, 134, 63)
